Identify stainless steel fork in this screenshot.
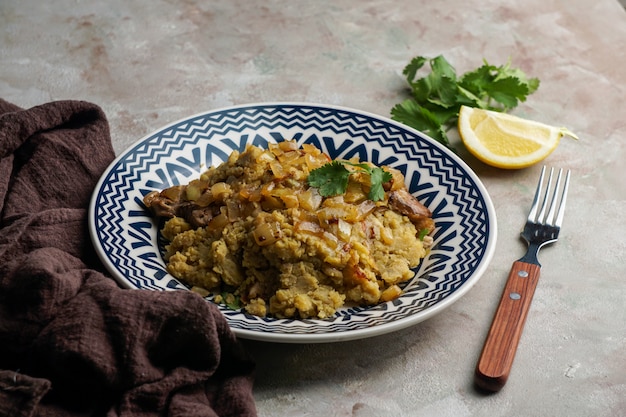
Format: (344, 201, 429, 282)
(475, 166, 571, 392)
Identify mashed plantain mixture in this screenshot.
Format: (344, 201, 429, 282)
(143, 141, 434, 319)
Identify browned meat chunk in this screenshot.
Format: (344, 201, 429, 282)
(143, 187, 184, 218)
(143, 186, 216, 228)
(388, 189, 435, 233)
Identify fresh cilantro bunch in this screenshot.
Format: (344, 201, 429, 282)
(308, 160, 393, 202)
(391, 55, 540, 150)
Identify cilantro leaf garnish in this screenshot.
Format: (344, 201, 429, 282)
(418, 228, 430, 241)
(364, 164, 393, 201)
(220, 292, 241, 310)
(308, 161, 392, 202)
(307, 160, 352, 198)
(391, 55, 540, 151)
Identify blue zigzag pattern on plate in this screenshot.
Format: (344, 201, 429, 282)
(91, 104, 493, 338)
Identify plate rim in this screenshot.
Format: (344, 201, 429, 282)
(88, 101, 498, 343)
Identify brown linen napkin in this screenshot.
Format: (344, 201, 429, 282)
(0, 99, 256, 417)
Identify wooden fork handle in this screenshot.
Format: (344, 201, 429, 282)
(475, 260, 541, 392)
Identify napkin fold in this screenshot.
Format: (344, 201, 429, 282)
(0, 99, 256, 417)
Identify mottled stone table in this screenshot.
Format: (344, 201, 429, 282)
(2, 0, 625, 415)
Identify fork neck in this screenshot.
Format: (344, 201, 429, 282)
(518, 243, 542, 266)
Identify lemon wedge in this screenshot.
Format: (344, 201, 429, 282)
(458, 105, 578, 169)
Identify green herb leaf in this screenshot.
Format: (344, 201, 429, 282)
(367, 167, 393, 201)
(308, 161, 392, 202)
(221, 292, 241, 310)
(391, 55, 540, 151)
(307, 160, 352, 197)
(391, 99, 454, 147)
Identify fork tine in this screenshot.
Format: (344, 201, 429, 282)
(554, 169, 570, 227)
(545, 168, 563, 225)
(527, 166, 546, 222)
(537, 167, 554, 223)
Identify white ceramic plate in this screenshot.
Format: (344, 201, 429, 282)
(89, 103, 497, 343)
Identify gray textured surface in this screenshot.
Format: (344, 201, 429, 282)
(2, 0, 625, 416)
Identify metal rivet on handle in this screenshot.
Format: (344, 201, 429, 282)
(518, 270, 529, 278)
(509, 292, 521, 300)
